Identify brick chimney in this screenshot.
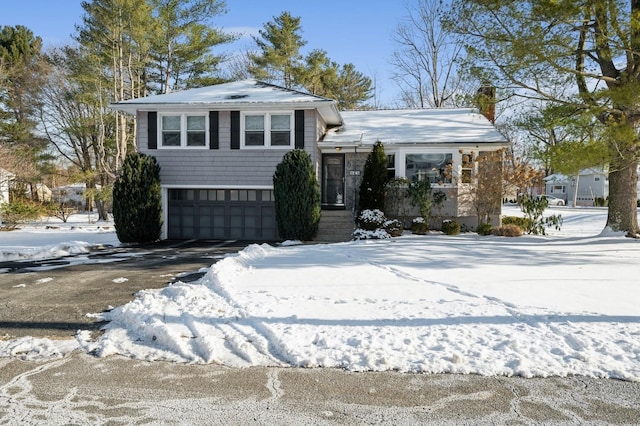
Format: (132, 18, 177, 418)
(476, 84, 496, 124)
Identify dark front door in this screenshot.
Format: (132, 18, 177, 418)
(322, 154, 345, 208)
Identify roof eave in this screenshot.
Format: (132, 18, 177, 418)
(109, 100, 343, 126)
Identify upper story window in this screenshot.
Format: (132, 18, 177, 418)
(242, 112, 293, 148)
(160, 113, 207, 148)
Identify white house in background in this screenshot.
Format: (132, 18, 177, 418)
(544, 168, 640, 206)
(110, 79, 509, 241)
(51, 183, 89, 206)
(0, 168, 15, 205)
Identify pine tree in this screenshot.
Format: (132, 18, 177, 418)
(273, 149, 321, 240)
(358, 141, 388, 211)
(112, 153, 162, 243)
(249, 11, 306, 88)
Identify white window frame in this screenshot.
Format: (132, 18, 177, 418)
(397, 149, 455, 186)
(240, 111, 294, 149)
(158, 112, 209, 149)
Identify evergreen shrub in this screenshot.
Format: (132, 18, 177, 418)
(273, 149, 321, 240)
(384, 219, 403, 237)
(112, 153, 162, 243)
(476, 223, 493, 236)
(411, 217, 428, 234)
(441, 219, 461, 235)
(356, 209, 385, 231)
(0, 199, 44, 230)
(359, 141, 388, 211)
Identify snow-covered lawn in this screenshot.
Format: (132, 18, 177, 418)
(1, 207, 639, 381)
(0, 213, 119, 265)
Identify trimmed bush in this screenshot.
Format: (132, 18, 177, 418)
(359, 141, 388, 211)
(356, 209, 385, 231)
(273, 149, 321, 241)
(441, 219, 460, 235)
(411, 217, 428, 235)
(384, 219, 403, 237)
(492, 224, 523, 237)
(113, 153, 162, 243)
(476, 223, 493, 236)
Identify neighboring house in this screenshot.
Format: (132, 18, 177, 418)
(0, 168, 15, 206)
(110, 79, 509, 241)
(52, 183, 89, 207)
(27, 183, 53, 203)
(545, 169, 609, 206)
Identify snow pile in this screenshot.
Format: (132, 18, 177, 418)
(0, 212, 119, 263)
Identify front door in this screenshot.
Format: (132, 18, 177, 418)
(321, 154, 345, 208)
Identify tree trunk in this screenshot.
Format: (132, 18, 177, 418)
(607, 159, 639, 236)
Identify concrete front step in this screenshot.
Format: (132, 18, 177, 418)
(315, 210, 355, 242)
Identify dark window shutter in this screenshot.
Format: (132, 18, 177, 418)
(295, 110, 305, 149)
(148, 111, 157, 150)
(230, 111, 240, 150)
(209, 111, 219, 149)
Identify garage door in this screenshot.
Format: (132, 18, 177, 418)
(167, 189, 278, 240)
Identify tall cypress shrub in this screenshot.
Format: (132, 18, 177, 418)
(358, 140, 388, 211)
(113, 153, 162, 243)
(273, 149, 321, 240)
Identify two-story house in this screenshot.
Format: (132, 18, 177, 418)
(111, 79, 509, 241)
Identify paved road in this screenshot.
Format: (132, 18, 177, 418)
(1, 240, 639, 424)
(1, 352, 639, 425)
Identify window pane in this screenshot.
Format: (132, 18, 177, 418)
(245, 131, 265, 146)
(245, 115, 264, 130)
(270, 131, 290, 146)
(187, 132, 206, 146)
(271, 114, 290, 130)
(405, 153, 452, 184)
(162, 132, 181, 146)
(162, 115, 181, 131)
(187, 116, 205, 130)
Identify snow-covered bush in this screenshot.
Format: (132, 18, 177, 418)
(356, 209, 386, 231)
(411, 217, 428, 235)
(441, 219, 460, 235)
(354, 209, 400, 239)
(384, 219, 403, 237)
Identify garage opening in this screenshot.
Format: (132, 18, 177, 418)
(167, 189, 278, 240)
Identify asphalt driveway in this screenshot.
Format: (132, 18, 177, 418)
(0, 240, 248, 339)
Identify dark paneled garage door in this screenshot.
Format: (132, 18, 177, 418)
(167, 189, 278, 240)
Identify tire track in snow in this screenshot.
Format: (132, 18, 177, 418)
(335, 246, 537, 322)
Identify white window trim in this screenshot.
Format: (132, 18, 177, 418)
(158, 112, 209, 149)
(396, 148, 456, 187)
(240, 111, 294, 149)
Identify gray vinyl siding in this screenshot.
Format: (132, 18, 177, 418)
(137, 109, 318, 187)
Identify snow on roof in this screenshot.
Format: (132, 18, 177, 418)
(110, 79, 342, 125)
(544, 168, 608, 182)
(322, 108, 508, 146)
